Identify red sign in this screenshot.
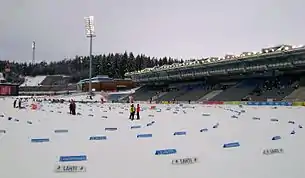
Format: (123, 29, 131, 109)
(0, 86, 11, 95)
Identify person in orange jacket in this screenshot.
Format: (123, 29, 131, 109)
(136, 104, 140, 120)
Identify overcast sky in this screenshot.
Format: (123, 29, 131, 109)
(0, 0, 305, 63)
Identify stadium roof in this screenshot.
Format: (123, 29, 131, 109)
(125, 44, 305, 76)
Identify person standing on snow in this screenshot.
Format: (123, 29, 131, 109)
(69, 100, 73, 114)
(71, 100, 76, 115)
(129, 104, 135, 120)
(18, 99, 22, 108)
(136, 104, 140, 120)
(13, 99, 17, 108)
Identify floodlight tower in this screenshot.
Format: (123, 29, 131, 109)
(32, 41, 36, 64)
(84, 16, 96, 95)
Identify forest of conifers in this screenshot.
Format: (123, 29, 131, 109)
(0, 51, 183, 83)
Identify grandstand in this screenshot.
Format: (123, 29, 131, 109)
(124, 44, 305, 103)
(131, 85, 163, 101)
(19, 75, 77, 95)
(128, 75, 304, 103)
(283, 77, 305, 101)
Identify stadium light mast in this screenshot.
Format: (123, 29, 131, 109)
(84, 16, 96, 95)
(32, 41, 36, 64)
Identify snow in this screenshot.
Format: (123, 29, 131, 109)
(20, 76, 47, 86)
(0, 73, 5, 81)
(0, 98, 304, 178)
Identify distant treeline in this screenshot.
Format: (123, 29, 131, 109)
(0, 52, 184, 83)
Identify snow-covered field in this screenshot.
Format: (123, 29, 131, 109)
(0, 97, 304, 178)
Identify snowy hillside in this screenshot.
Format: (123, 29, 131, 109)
(20, 76, 47, 86)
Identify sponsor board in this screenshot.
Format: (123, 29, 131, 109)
(246, 101, 292, 106)
(292, 102, 305, 106)
(171, 157, 198, 165)
(55, 165, 86, 173)
(224, 101, 241, 105)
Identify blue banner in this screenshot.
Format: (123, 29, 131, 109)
(59, 155, 87, 162)
(137, 134, 153, 138)
(31, 138, 50, 143)
(155, 149, 177, 155)
(246, 101, 292, 106)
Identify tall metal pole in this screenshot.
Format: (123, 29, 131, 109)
(32, 41, 36, 64)
(32, 48, 35, 64)
(80, 58, 83, 80)
(89, 34, 93, 95)
(84, 16, 95, 95)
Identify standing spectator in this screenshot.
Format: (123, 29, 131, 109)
(69, 100, 76, 115)
(71, 100, 76, 115)
(13, 99, 17, 108)
(136, 104, 140, 120)
(18, 99, 21, 108)
(69, 100, 73, 114)
(129, 104, 135, 120)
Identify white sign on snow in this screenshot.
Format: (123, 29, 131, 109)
(54, 165, 86, 173)
(262, 148, 284, 155)
(171, 157, 198, 165)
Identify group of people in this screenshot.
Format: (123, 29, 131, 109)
(129, 103, 140, 120)
(67, 98, 140, 120)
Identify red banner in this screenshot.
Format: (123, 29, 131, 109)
(0, 86, 11, 95)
